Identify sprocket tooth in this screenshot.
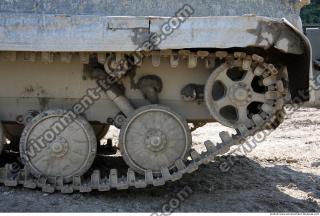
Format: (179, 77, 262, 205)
(275, 99, 285, 110)
(266, 91, 282, 100)
(276, 81, 285, 93)
(188, 53, 198, 68)
(261, 104, 274, 114)
(205, 54, 216, 69)
(254, 65, 266, 76)
(252, 114, 264, 127)
(170, 53, 179, 68)
(263, 75, 278, 86)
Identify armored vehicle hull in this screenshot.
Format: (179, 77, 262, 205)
(0, 0, 314, 193)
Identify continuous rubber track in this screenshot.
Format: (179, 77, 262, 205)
(0, 51, 286, 193)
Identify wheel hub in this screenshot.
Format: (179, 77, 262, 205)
(229, 83, 251, 106)
(145, 129, 167, 152)
(50, 137, 69, 157)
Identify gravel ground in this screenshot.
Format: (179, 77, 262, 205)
(0, 108, 320, 212)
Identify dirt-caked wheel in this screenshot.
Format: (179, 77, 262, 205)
(119, 105, 192, 174)
(19, 110, 97, 183)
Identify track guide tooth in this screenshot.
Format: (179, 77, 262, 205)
(91, 170, 101, 189)
(242, 56, 252, 70)
(219, 132, 233, 144)
(145, 170, 154, 185)
(152, 52, 161, 67)
(127, 169, 136, 187)
(109, 169, 118, 187)
(261, 104, 274, 113)
(204, 140, 217, 153)
(188, 53, 198, 68)
(205, 54, 216, 69)
(161, 168, 171, 181)
(73, 176, 81, 190)
(170, 53, 179, 68)
(252, 114, 264, 127)
(190, 150, 201, 161)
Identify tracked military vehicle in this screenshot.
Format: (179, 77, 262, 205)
(0, 0, 314, 193)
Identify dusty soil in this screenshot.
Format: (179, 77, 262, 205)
(1, 108, 320, 212)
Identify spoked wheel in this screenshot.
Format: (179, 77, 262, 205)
(119, 105, 192, 174)
(20, 110, 97, 183)
(205, 55, 285, 129)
